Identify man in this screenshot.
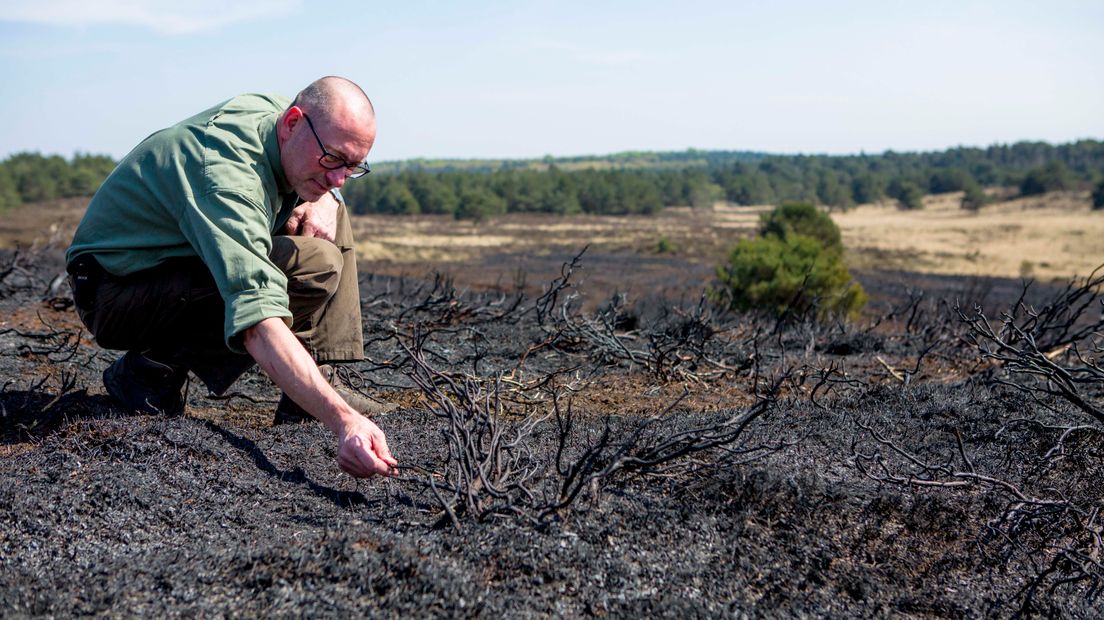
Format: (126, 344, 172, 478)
(66, 76, 396, 478)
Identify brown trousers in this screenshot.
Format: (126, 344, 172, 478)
(69, 205, 363, 395)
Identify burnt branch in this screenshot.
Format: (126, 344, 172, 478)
(397, 332, 786, 529)
(852, 415, 1103, 608)
(957, 269, 1104, 425)
(960, 303, 1104, 425)
(534, 246, 587, 326)
(399, 338, 549, 528)
(541, 371, 787, 520)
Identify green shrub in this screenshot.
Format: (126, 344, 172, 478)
(714, 234, 867, 319)
(715, 202, 866, 319)
(656, 237, 674, 253)
(759, 201, 841, 250)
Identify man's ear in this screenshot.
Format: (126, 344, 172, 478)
(284, 105, 305, 129)
(277, 106, 304, 145)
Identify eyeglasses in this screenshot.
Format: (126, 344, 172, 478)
(302, 113, 371, 178)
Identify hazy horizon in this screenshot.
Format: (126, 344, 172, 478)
(9, 139, 1103, 167)
(2, 0, 1101, 163)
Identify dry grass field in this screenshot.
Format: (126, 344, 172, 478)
(344, 189, 1103, 300)
(836, 190, 1102, 281)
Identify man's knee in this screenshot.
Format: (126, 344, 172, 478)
(273, 236, 345, 303)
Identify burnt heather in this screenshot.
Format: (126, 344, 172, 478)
(1, 246, 1101, 618)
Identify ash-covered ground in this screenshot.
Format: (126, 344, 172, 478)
(1, 246, 1101, 618)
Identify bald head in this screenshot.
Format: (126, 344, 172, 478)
(292, 76, 375, 126)
(278, 76, 376, 201)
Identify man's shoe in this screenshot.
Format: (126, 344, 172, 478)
(103, 351, 188, 416)
(273, 364, 398, 425)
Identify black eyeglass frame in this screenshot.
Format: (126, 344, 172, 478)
(302, 113, 371, 178)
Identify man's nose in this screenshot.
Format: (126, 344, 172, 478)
(325, 168, 347, 188)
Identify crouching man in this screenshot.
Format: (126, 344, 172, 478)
(65, 76, 397, 478)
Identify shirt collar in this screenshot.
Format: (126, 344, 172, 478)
(260, 111, 292, 196)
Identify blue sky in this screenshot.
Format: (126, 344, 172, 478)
(1, 0, 1101, 163)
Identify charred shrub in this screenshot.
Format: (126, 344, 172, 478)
(959, 267, 1104, 425)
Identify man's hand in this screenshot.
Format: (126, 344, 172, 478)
(243, 317, 398, 479)
(285, 191, 339, 242)
(336, 415, 398, 478)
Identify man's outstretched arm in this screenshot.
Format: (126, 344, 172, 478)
(242, 317, 397, 477)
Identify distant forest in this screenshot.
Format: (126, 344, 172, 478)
(2, 141, 1103, 217)
(342, 141, 1104, 217)
(0, 153, 116, 213)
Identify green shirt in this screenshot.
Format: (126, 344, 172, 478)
(67, 93, 300, 352)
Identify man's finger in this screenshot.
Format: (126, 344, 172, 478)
(372, 432, 397, 467)
(352, 443, 390, 477)
(306, 219, 334, 242)
(285, 214, 302, 235)
(343, 435, 391, 477)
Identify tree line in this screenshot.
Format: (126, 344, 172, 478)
(3, 140, 1103, 217)
(343, 140, 1104, 217)
(0, 152, 116, 213)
